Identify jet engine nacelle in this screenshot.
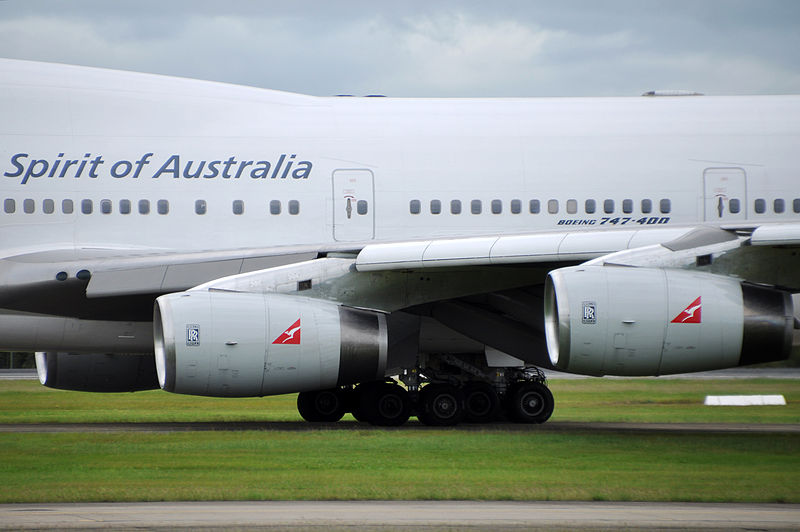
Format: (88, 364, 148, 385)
(154, 291, 387, 397)
(544, 266, 793, 376)
(35, 352, 159, 392)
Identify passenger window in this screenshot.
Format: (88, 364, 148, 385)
(603, 199, 614, 214)
(491, 199, 502, 214)
(157, 199, 169, 215)
(659, 199, 671, 214)
(450, 199, 462, 214)
(794, 198, 800, 214)
(62, 199, 73, 214)
(729, 198, 741, 214)
(754, 198, 766, 214)
(529, 199, 540, 214)
(357, 200, 368, 215)
(641, 199, 652, 214)
(139, 199, 150, 215)
(409, 199, 421, 214)
(195, 200, 207, 215)
(23, 199, 35, 214)
(232, 200, 244, 215)
(566, 199, 577, 214)
(774, 198, 785, 214)
(471, 200, 482, 214)
(510, 199, 521, 214)
(585, 199, 596, 214)
(547, 199, 558, 214)
(288, 200, 300, 215)
(101, 199, 112, 214)
(4, 199, 15, 214)
(119, 199, 131, 214)
(622, 199, 633, 214)
(270, 200, 281, 215)
(81, 199, 93, 215)
(43, 199, 54, 214)
(430, 199, 441, 215)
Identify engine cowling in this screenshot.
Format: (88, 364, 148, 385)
(544, 266, 793, 376)
(35, 352, 159, 392)
(154, 291, 387, 397)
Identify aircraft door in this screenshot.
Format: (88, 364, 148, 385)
(703, 168, 747, 222)
(333, 169, 375, 241)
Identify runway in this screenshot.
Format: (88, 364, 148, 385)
(1, 420, 798, 433)
(1, 501, 798, 530)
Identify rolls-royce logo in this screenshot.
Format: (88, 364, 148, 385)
(186, 324, 200, 346)
(582, 302, 596, 324)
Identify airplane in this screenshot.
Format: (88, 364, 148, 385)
(1, 58, 798, 426)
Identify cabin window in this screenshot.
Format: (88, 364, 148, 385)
(566, 199, 577, 214)
(119, 200, 131, 214)
(774, 198, 785, 214)
(4, 199, 15, 214)
(270, 200, 281, 215)
(471, 200, 482, 214)
(793, 199, 800, 213)
(729, 198, 741, 214)
(195, 200, 207, 215)
(754, 198, 766, 214)
(603, 199, 614, 214)
(62, 199, 73, 214)
(622, 199, 633, 214)
(23, 199, 35, 214)
(288, 200, 300, 215)
(232, 200, 244, 215)
(409, 199, 421, 214)
(450, 199, 462, 214)
(491, 199, 502, 214)
(101, 199, 112, 214)
(585, 199, 596, 214)
(157, 199, 169, 215)
(430, 199, 441, 215)
(510, 199, 521, 214)
(357, 200, 368, 215)
(529, 199, 540, 214)
(81, 199, 93, 215)
(641, 199, 653, 214)
(547, 199, 559, 214)
(139, 199, 150, 215)
(43, 199, 54, 214)
(659, 199, 671, 214)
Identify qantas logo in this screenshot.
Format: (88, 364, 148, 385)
(671, 297, 702, 324)
(272, 319, 301, 345)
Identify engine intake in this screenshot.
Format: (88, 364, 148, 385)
(544, 266, 793, 376)
(154, 291, 387, 397)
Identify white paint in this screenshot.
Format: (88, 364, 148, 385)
(704, 395, 787, 406)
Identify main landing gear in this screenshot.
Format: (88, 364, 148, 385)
(296, 365, 554, 427)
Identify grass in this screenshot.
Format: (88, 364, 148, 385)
(1, 378, 799, 424)
(0, 378, 798, 503)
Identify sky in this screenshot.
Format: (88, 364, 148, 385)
(0, 0, 798, 97)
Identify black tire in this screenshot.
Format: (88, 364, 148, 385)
(507, 381, 554, 424)
(463, 382, 500, 423)
(297, 389, 345, 422)
(417, 383, 465, 426)
(361, 382, 411, 426)
(349, 383, 373, 423)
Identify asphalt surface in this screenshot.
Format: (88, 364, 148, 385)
(1, 501, 798, 530)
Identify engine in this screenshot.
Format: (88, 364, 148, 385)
(544, 266, 793, 376)
(153, 291, 387, 397)
(35, 352, 159, 392)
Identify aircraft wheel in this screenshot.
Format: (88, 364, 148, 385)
(463, 382, 500, 423)
(361, 382, 411, 426)
(417, 383, 465, 426)
(297, 389, 345, 422)
(349, 383, 372, 422)
(507, 381, 554, 424)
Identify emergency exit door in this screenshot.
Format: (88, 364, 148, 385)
(703, 168, 747, 222)
(333, 169, 375, 241)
